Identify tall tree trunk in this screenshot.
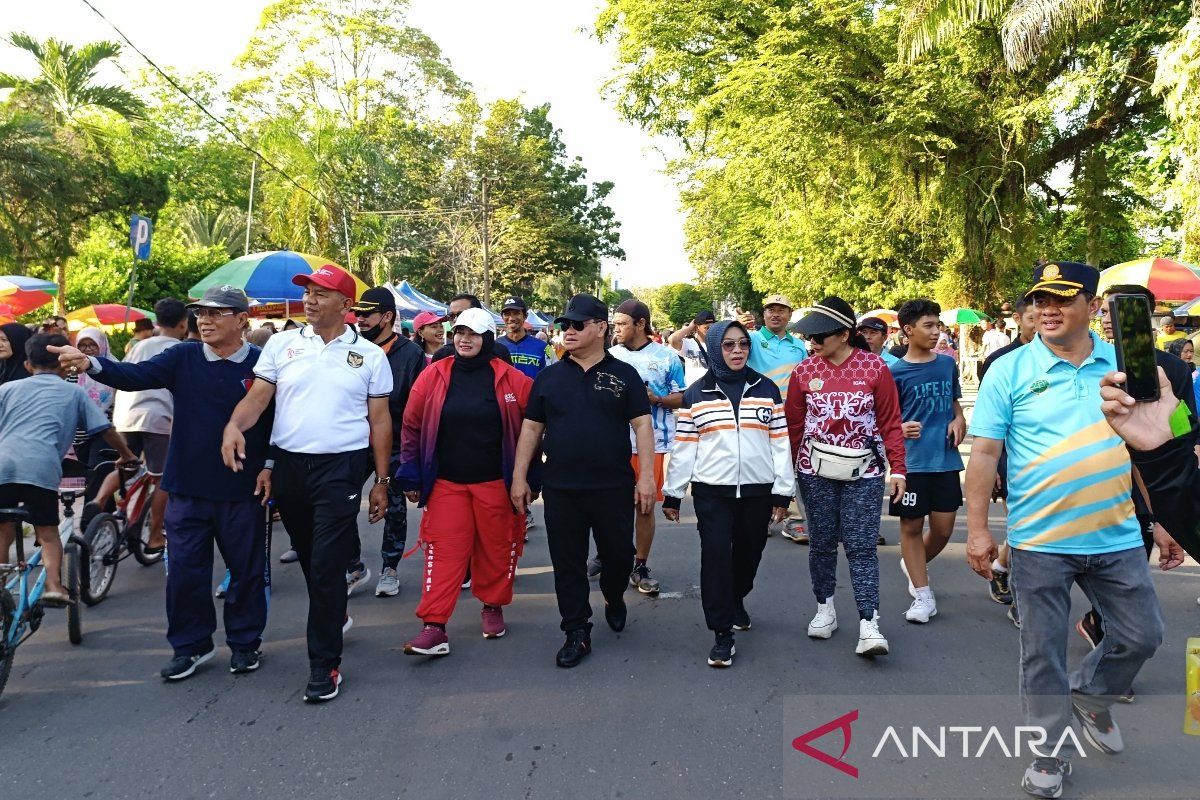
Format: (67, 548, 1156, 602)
(54, 261, 67, 315)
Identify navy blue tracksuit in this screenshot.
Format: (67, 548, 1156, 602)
(89, 342, 273, 657)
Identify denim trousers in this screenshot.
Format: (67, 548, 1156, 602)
(1010, 545, 1164, 760)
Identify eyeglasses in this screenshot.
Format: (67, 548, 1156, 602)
(721, 339, 749, 352)
(353, 309, 381, 319)
(193, 308, 238, 319)
(559, 319, 599, 332)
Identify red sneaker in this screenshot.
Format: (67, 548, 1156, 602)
(481, 605, 506, 639)
(403, 624, 450, 656)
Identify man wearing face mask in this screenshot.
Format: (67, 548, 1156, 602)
(351, 287, 426, 598)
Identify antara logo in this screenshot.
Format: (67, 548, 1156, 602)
(792, 709, 858, 778)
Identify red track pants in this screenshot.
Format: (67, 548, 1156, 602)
(415, 478, 523, 625)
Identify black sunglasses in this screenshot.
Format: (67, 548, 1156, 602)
(559, 319, 600, 332)
(804, 331, 835, 344)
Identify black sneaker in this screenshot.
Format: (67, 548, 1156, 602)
(79, 501, 102, 532)
(230, 649, 262, 674)
(732, 599, 752, 631)
(304, 667, 342, 702)
(586, 557, 602, 580)
(1008, 603, 1021, 629)
(555, 625, 592, 668)
(989, 570, 1013, 605)
(629, 563, 660, 594)
(160, 647, 215, 681)
(1075, 610, 1103, 648)
(604, 597, 627, 632)
(707, 630, 735, 668)
(1021, 756, 1072, 799)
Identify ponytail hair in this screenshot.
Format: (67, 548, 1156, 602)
(848, 330, 870, 351)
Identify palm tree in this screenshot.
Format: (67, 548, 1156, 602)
(0, 32, 145, 310)
(177, 205, 248, 258)
(900, 0, 1104, 70)
(0, 33, 144, 126)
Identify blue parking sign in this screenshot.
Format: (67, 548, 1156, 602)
(130, 214, 152, 261)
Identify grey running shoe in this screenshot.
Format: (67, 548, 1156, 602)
(1021, 757, 1071, 799)
(1071, 696, 1123, 754)
(781, 520, 808, 544)
(346, 563, 371, 597)
(375, 567, 400, 597)
(629, 563, 660, 594)
(989, 570, 1013, 604)
(1008, 603, 1021, 629)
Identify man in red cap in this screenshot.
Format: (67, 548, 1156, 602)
(222, 264, 394, 703)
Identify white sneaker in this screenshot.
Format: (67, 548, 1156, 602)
(279, 548, 299, 563)
(375, 567, 400, 597)
(346, 564, 371, 597)
(856, 612, 889, 656)
(905, 589, 937, 623)
(807, 601, 838, 639)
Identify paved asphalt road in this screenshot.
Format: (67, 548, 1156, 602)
(4, 496, 1198, 800)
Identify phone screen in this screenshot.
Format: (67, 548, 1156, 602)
(1109, 294, 1161, 402)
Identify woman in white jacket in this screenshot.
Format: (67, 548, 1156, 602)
(662, 320, 794, 668)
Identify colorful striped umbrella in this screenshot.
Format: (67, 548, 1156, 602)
(859, 308, 898, 326)
(0, 275, 57, 318)
(189, 250, 368, 303)
(1098, 257, 1200, 302)
(67, 304, 154, 332)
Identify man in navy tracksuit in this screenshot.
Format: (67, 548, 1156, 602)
(53, 286, 273, 680)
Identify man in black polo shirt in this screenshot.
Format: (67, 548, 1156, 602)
(511, 294, 656, 668)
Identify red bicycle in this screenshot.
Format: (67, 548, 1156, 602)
(79, 453, 163, 605)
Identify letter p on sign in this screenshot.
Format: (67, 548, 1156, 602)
(130, 214, 152, 261)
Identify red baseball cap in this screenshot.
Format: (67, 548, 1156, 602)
(292, 264, 359, 300)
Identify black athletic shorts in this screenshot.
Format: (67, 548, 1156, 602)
(124, 431, 169, 476)
(889, 471, 963, 519)
(0, 483, 59, 527)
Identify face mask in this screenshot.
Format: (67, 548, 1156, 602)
(360, 321, 387, 341)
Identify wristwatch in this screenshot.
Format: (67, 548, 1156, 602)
(375, 475, 392, 485)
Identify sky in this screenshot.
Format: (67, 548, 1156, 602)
(0, 0, 693, 289)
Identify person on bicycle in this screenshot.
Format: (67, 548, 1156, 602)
(52, 286, 274, 681)
(0, 334, 136, 606)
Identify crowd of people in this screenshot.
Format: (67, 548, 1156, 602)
(1, 259, 1198, 800)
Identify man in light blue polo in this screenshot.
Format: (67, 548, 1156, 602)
(745, 294, 810, 541)
(963, 261, 1166, 800)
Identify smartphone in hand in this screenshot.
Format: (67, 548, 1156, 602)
(1108, 293, 1161, 402)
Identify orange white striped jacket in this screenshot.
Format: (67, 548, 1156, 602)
(662, 370, 796, 508)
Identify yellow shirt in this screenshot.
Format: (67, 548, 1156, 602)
(1157, 330, 1186, 349)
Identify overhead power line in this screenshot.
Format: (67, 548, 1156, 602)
(77, 0, 329, 213)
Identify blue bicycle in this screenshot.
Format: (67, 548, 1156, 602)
(0, 487, 85, 700)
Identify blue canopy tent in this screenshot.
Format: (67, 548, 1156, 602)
(395, 281, 448, 314)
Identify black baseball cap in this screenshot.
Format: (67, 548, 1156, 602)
(1024, 261, 1099, 299)
(555, 293, 608, 324)
(187, 284, 251, 313)
(614, 299, 652, 327)
(501, 295, 527, 312)
(857, 316, 888, 333)
(352, 286, 397, 314)
(693, 310, 716, 325)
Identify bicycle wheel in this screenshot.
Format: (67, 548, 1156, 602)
(130, 484, 163, 566)
(64, 544, 82, 645)
(0, 589, 15, 699)
(81, 514, 119, 605)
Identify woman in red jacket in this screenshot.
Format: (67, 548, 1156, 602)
(785, 296, 907, 658)
(396, 308, 535, 656)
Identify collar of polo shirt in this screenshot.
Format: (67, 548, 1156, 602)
(1031, 330, 1109, 374)
(301, 323, 359, 344)
(203, 341, 251, 362)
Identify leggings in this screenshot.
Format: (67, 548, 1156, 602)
(796, 473, 884, 619)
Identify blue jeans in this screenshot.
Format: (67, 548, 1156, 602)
(1010, 546, 1163, 760)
